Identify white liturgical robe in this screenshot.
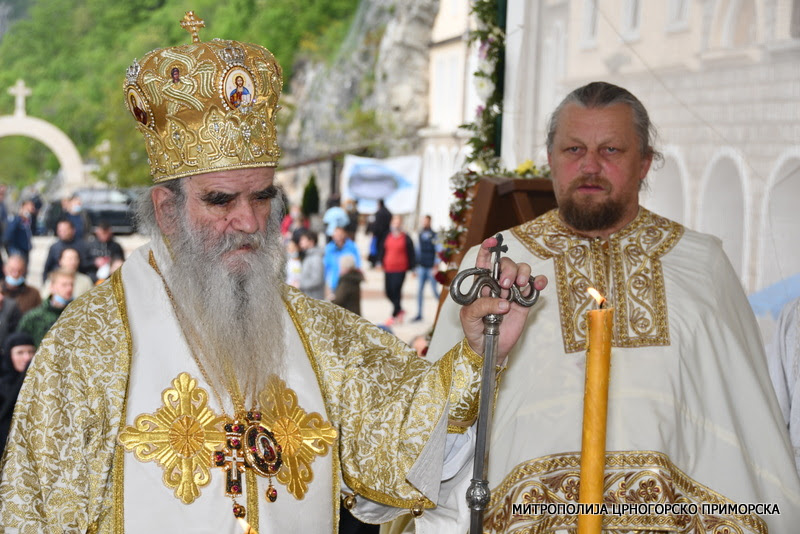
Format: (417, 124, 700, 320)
(430, 208, 800, 533)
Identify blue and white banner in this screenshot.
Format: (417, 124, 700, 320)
(340, 154, 421, 214)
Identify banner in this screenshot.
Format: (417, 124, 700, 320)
(340, 154, 421, 214)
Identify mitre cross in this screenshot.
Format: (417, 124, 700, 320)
(180, 11, 205, 43)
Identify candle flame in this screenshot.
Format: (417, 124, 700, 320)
(238, 518, 257, 534)
(587, 287, 606, 308)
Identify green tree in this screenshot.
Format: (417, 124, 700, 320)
(301, 173, 320, 217)
(0, 0, 361, 190)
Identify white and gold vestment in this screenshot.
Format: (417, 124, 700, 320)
(430, 208, 800, 533)
(0, 244, 482, 533)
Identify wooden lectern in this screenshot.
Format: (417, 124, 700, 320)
(434, 175, 557, 321)
(460, 175, 557, 253)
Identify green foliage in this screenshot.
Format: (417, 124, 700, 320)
(0, 0, 360, 190)
(0, 136, 58, 188)
(301, 173, 320, 216)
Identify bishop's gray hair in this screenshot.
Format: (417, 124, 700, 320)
(134, 179, 185, 239)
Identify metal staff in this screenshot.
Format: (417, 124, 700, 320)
(450, 233, 540, 534)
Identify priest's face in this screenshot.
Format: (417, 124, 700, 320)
(548, 102, 652, 238)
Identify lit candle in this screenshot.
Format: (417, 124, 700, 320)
(577, 288, 614, 534)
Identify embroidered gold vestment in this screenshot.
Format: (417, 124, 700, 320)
(0, 245, 482, 533)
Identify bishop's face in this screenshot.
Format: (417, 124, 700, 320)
(154, 167, 279, 274)
(548, 102, 652, 239)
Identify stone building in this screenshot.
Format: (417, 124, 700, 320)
(419, 0, 478, 229)
(501, 0, 800, 301)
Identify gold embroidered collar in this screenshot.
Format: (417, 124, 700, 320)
(512, 208, 684, 353)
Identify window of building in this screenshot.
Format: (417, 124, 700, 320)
(581, 0, 599, 49)
(666, 0, 689, 32)
(622, 0, 642, 41)
(431, 51, 461, 130)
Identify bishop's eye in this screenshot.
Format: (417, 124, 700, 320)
(254, 186, 278, 201)
(202, 192, 235, 206)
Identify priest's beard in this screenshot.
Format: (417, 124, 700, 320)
(558, 178, 626, 234)
(157, 209, 287, 410)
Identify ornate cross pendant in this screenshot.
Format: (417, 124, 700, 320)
(212, 410, 283, 520)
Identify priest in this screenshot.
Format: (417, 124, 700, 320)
(430, 81, 800, 532)
(0, 13, 544, 533)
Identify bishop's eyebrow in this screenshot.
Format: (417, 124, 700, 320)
(200, 190, 237, 205)
(252, 185, 279, 200)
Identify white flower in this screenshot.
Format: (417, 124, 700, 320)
(477, 57, 496, 76)
(474, 76, 494, 101)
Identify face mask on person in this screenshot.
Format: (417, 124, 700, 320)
(5, 275, 24, 287)
(52, 294, 72, 307)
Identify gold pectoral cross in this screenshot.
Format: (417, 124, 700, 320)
(212, 410, 283, 520)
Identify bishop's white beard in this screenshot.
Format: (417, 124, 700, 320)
(156, 210, 287, 411)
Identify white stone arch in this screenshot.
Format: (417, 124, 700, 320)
(756, 147, 800, 291)
(0, 80, 84, 192)
(641, 145, 689, 226)
(0, 115, 85, 192)
(697, 147, 751, 284)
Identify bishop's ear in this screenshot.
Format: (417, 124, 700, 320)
(151, 185, 179, 237)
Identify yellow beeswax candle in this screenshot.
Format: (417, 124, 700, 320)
(578, 288, 614, 534)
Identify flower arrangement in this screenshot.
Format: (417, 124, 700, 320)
(437, 1, 551, 272)
(437, 161, 549, 267)
(461, 0, 505, 173)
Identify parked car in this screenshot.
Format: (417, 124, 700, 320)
(74, 188, 137, 235)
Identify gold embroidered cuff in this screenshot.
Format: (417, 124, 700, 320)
(447, 338, 483, 433)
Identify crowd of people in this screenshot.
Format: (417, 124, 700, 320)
(280, 200, 442, 332)
(0, 209, 127, 460)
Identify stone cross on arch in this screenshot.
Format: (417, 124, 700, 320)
(8, 79, 31, 117)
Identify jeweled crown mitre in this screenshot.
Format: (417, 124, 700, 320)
(124, 11, 282, 183)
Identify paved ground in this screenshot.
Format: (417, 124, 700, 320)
(350, 230, 442, 346)
(28, 230, 443, 349)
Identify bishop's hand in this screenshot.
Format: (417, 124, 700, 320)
(457, 236, 547, 366)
